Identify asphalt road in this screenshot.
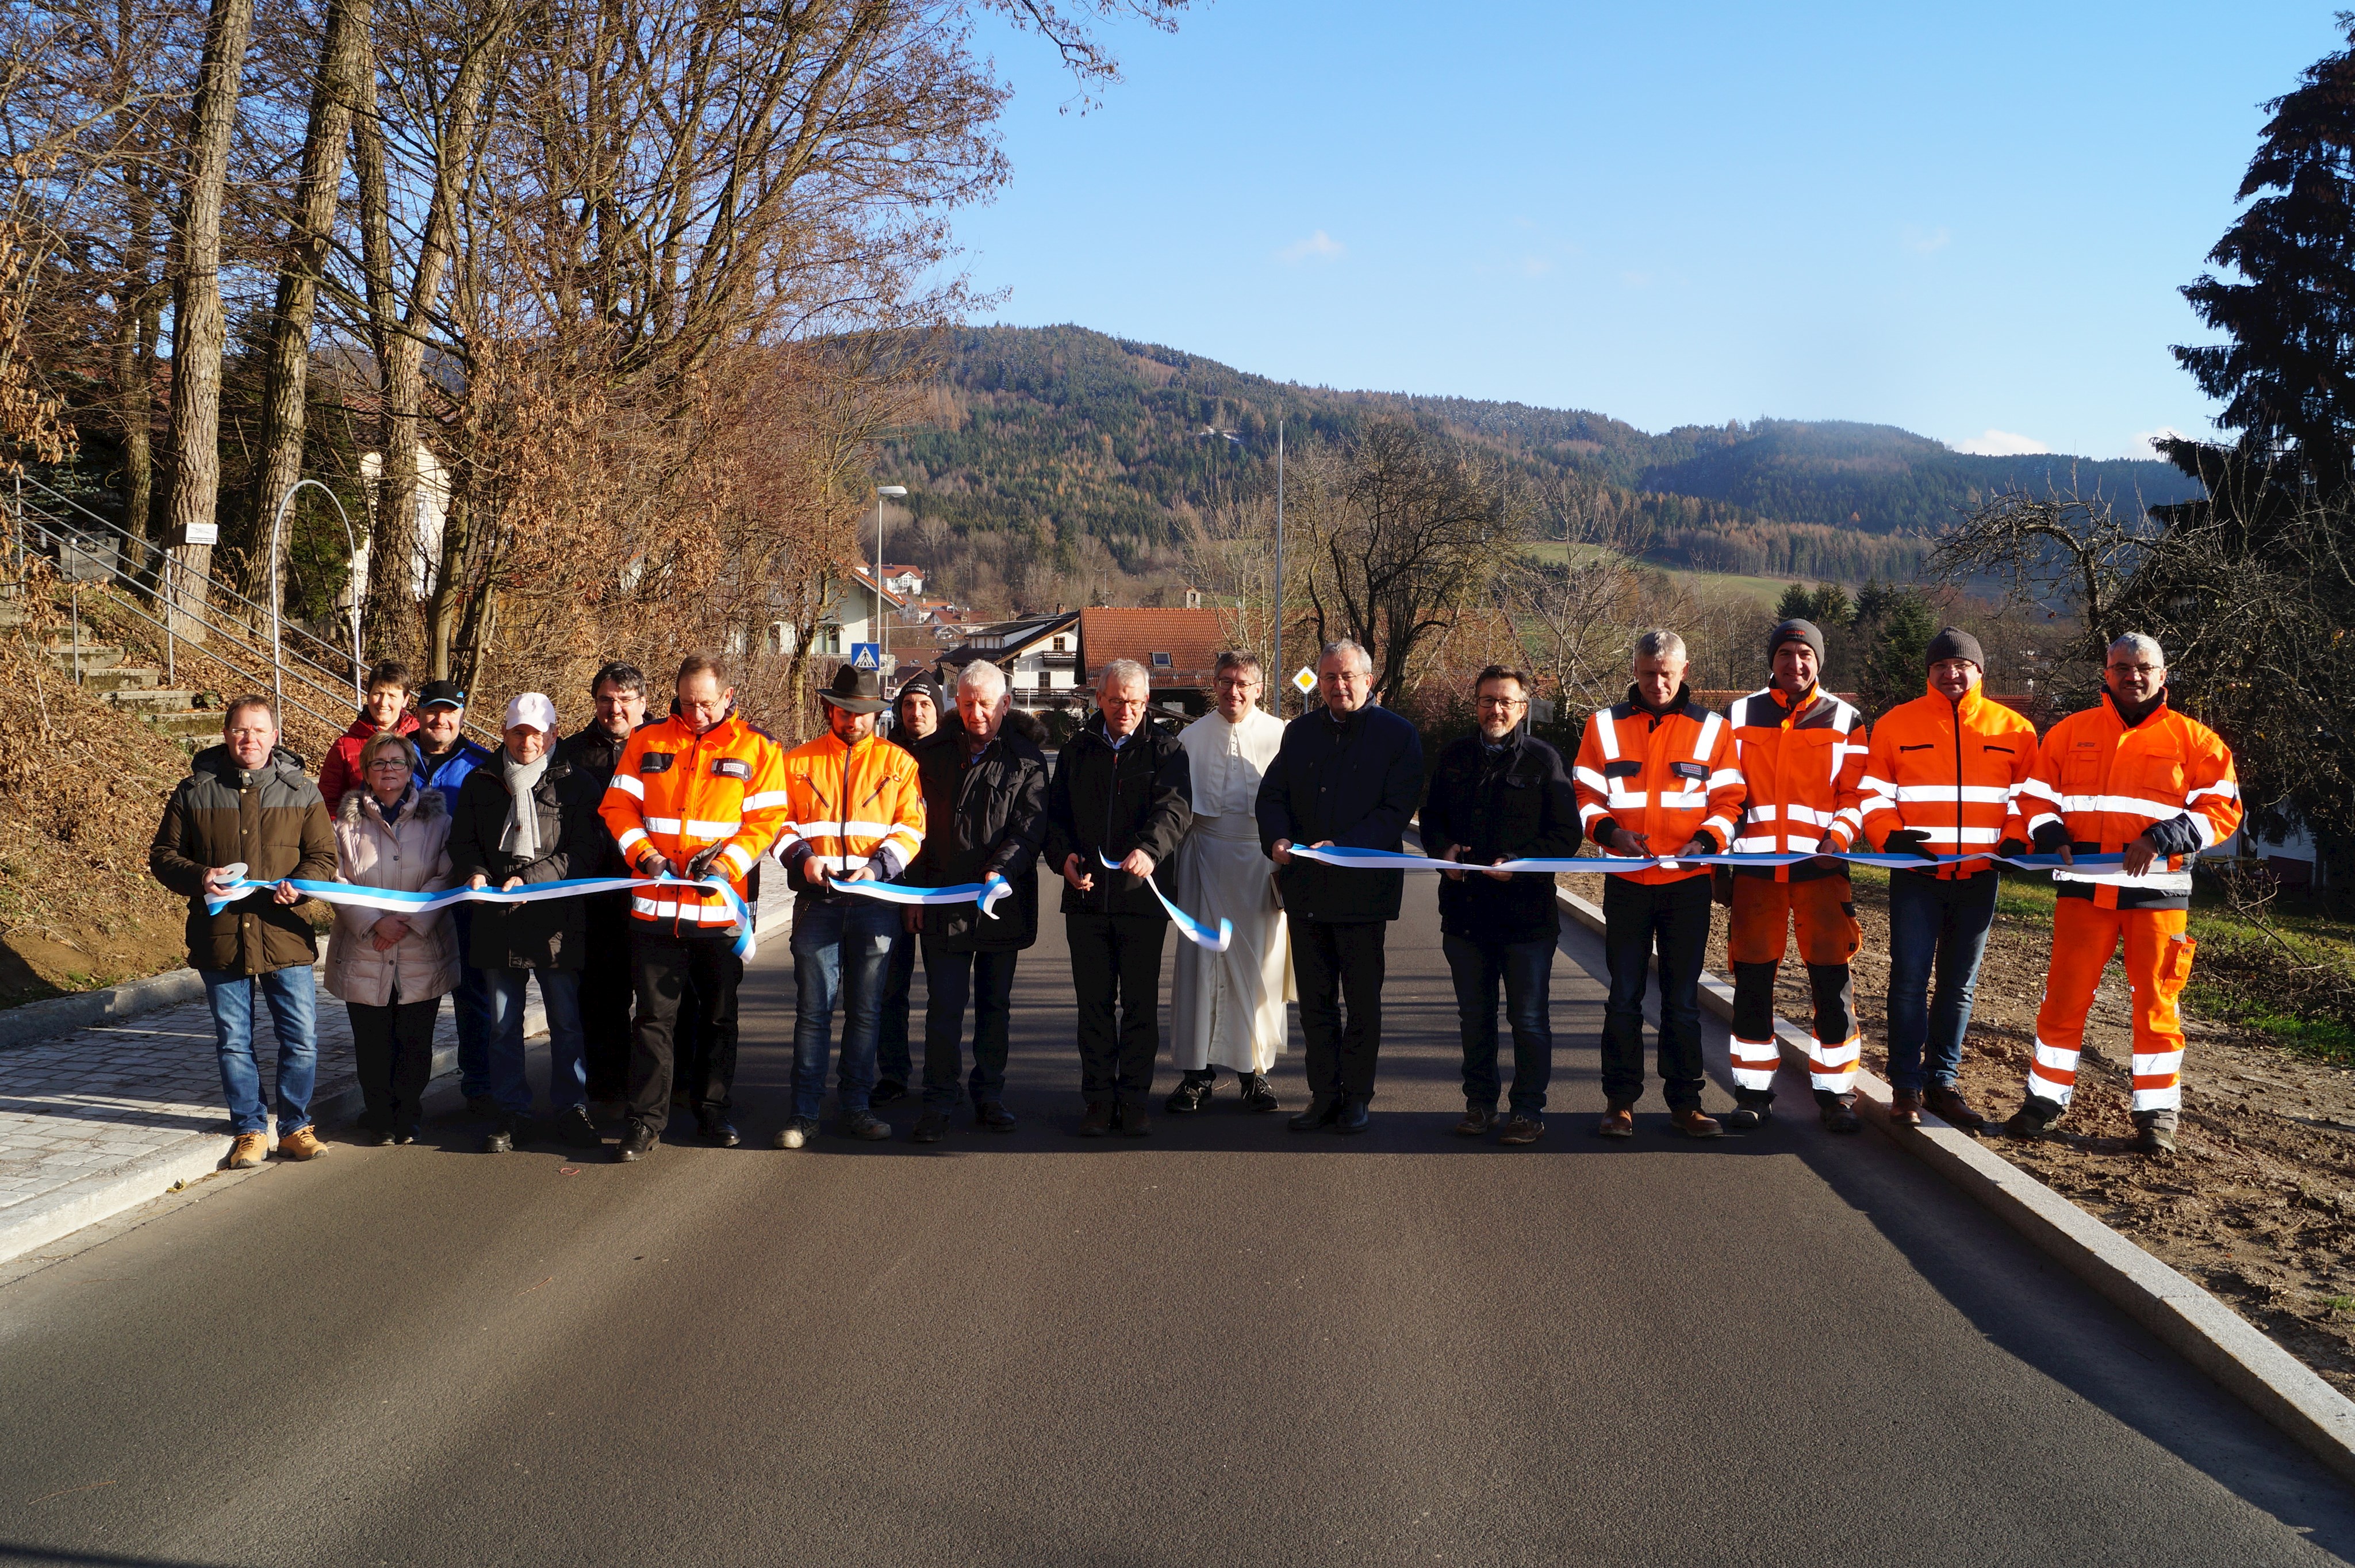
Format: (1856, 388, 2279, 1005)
(3, 876, 2353, 1567)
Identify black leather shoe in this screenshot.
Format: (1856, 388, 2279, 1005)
(911, 1109, 951, 1143)
(1289, 1095, 1342, 1133)
(1820, 1101, 1862, 1134)
(871, 1079, 909, 1106)
(1238, 1074, 1280, 1113)
(390, 1126, 419, 1147)
(356, 1126, 394, 1148)
(1334, 1097, 1371, 1135)
(615, 1121, 657, 1162)
(1165, 1071, 1214, 1114)
(695, 1108, 741, 1148)
(976, 1101, 1019, 1133)
(1723, 1098, 1772, 1131)
(481, 1115, 526, 1154)
(839, 1109, 892, 1142)
(1078, 1102, 1116, 1137)
(555, 1106, 601, 1149)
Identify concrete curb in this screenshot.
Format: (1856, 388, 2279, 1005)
(1555, 884, 2355, 1488)
(0, 967, 208, 1052)
(0, 898, 792, 1271)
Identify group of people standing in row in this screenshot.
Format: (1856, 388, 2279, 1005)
(148, 612, 2238, 1171)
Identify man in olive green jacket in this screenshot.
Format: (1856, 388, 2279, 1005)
(149, 696, 339, 1169)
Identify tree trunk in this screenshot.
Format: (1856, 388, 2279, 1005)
(236, 0, 372, 606)
(160, 0, 257, 645)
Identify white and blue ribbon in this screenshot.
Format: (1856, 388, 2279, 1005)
(202, 872, 760, 958)
(824, 873, 1013, 921)
(1098, 850, 1232, 952)
(1287, 845, 2141, 876)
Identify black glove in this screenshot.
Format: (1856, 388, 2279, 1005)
(684, 844, 725, 883)
(1881, 828, 1939, 863)
(1996, 837, 2028, 860)
(635, 849, 677, 881)
(2030, 821, 2071, 854)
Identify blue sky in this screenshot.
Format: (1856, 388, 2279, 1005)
(948, 1, 2348, 461)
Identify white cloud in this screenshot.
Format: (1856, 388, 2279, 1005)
(1953, 428, 2051, 457)
(1276, 229, 1345, 264)
(2123, 425, 2188, 458)
(1901, 225, 1953, 255)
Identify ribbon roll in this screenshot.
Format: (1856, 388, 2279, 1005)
(824, 873, 1013, 921)
(201, 873, 760, 958)
(1097, 850, 1231, 953)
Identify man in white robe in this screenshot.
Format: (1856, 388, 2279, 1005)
(1166, 651, 1293, 1114)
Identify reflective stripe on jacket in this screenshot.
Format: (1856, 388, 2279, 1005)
(774, 731, 926, 900)
(2015, 692, 2241, 910)
(1725, 685, 1868, 881)
(599, 711, 791, 928)
(1855, 681, 2036, 879)
(1571, 685, 1743, 887)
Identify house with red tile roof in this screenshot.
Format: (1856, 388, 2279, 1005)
(1077, 607, 1239, 717)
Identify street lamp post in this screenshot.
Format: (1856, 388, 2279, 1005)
(874, 484, 907, 671)
(1274, 419, 1284, 719)
(269, 477, 365, 716)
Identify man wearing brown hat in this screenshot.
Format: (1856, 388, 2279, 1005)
(1722, 618, 1871, 1133)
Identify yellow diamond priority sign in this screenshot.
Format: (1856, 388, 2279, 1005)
(1291, 667, 1317, 695)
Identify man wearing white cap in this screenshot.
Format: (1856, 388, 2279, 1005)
(448, 692, 602, 1153)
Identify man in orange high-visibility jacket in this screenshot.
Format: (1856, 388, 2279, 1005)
(1572, 630, 1744, 1138)
(2005, 634, 2241, 1156)
(770, 663, 926, 1152)
(1723, 619, 1871, 1133)
(1855, 627, 2036, 1132)
(600, 654, 791, 1161)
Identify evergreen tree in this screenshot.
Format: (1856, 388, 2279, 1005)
(2172, 14, 2355, 493)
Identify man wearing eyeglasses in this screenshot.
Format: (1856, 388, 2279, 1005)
(2005, 634, 2241, 1155)
(1421, 665, 1581, 1144)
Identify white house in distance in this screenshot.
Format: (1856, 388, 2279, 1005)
(938, 610, 1083, 714)
(769, 566, 907, 660)
(350, 448, 453, 614)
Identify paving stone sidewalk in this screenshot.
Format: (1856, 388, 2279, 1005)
(0, 878, 792, 1267)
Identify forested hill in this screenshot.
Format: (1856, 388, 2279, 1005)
(879, 324, 2203, 582)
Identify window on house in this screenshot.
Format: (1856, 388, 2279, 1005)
(1051, 636, 1067, 652)
(823, 626, 841, 655)
(1150, 651, 1172, 669)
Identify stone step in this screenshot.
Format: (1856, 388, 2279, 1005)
(47, 645, 132, 672)
(101, 687, 201, 712)
(140, 711, 224, 741)
(73, 664, 162, 693)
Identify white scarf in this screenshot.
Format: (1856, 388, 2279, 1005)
(498, 749, 550, 859)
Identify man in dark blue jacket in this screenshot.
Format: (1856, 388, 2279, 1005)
(1422, 665, 1581, 1145)
(1256, 639, 1425, 1134)
(412, 678, 498, 1113)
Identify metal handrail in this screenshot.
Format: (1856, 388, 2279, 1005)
(14, 505, 354, 737)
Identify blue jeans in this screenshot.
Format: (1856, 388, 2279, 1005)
(1442, 932, 1556, 1115)
(202, 965, 319, 1136)
(876, 925, 920, 1086)
(451, 909, 496, 1098)
(486, 968, 586, 1117)
(789, 898, 897, 1119)
(1885, 868, 2000, 1094)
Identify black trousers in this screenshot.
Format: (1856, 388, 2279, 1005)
(579, 891, 635, 1101)
(1067, 913, 1168, 1105)
(1288, 916, 1388, 1102)
(1598, 875, 1712, 1110)
(627, 928, 743, 1124)
(348, 998, 438, 1136)
(920, 942, 1019, 1108)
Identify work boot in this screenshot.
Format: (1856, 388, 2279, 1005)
(1289, 1095, 1343, 1133)
(2003, 1095, 2065, 1141)
(1497, 1113, 1545, 1147)
(1452, 1102, 1497, 1138)
(1334, 1097, 1372, 1135)
(1238, 1073, 1280, 1114)
(1078, 1102, 1117, 1138)
(1820, 1100, 1862, 1135)
(695, 1107, 741, 1148)
(481, 1116, 525, 1155)
(1924, 1084, 1985, 1133)
(1670, 1107, 1723, 1139)
(911, 1109, 952, 1143)
(1890, 1089, 1924, 1128)
(226, 1132, 270, 1170)
(1594, 1104, 1635, 1139)
(554, 1105, 601, 1150)
(615, 1120, 657, 1162)
(275, 1126, 329, 1161)
(2132, 1110, 2178, 1157)
(1723, 1095, 1773, 1132)
(1165, 1071, 1215, 1114)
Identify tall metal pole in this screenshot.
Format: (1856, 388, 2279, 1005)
(875, 490, 884, 665)
(1274, 419, 1284, 719)
(271, 477, 365, 712)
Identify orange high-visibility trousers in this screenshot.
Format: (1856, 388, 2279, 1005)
(2027, 898, 2195, 1114)
(1727, 875, 1863, 1098)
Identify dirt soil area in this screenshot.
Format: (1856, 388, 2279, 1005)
(1738, 865, 2355, 1398)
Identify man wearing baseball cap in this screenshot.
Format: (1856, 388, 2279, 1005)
(770, 663, 926, 1148)
(411, 678, 499, 1114)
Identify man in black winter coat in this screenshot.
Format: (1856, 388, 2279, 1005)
(905, 662, 1049, 1141)
(1256, 639, 1425, 1134)
(876, 670, 959, 1102)
(1422, 665, 1581, 1145)
(554, 660, 651, 1110)
(1044, 660, 1193, 1137)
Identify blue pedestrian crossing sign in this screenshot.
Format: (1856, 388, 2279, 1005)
(850, 643, 883, 670)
